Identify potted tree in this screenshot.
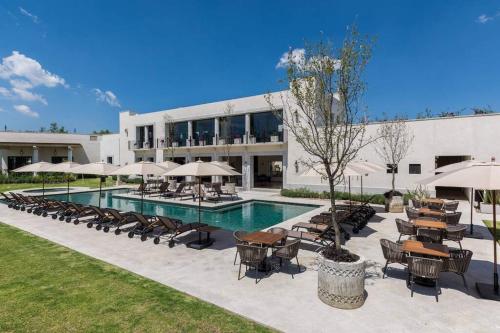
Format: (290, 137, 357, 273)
(375, 116, 414, 212)
(266, 25, 373, 309)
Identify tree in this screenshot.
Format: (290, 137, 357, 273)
(220, 103, 235, 163)
(472, 106, 495, 115)
(375, 116, 414, 193)
(92, 129, 111, 134)
(266, 26, 374, 254)
(49, 122, 68, 133)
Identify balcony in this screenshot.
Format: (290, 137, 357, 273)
(128, 140, 155, 150)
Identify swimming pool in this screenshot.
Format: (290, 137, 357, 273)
(23, 188, 75, 194)
(47, 189, 320, 232)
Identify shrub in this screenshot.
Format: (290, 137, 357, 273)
(0, 173, 76, 184)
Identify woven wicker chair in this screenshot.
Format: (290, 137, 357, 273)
(411, 198, 423, 209)
(416, 228, 443, 243)
(236, 244, 269, 283)
(427, 201, 444, 211)
(445, 225, 467, 250)
(444, 212, 462, 226)
(273, 239, 302, 278)
(442, 249, 473, 289)
(380, 239, 407, 278)
(443, 201, 459, 212)
(267, 227, 288, 243)
(233, 230, 248, 265)
(406, 207, 420, 220)
(407, 256, 443, 302)
(396, 218, 416, 241)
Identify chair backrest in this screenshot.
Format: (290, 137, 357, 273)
(237, 244, 268, 263)
(407, 256, 442, 279)
(380, 238, 405, 263)
(405, 207, 420, 220)
(445, 212, 462, 225)
(267, 227, 288, 241)
(396, 218, 415, 235)
(159, 182, 169, 192)
(427, 201, 444, 211)
(130, 213, 152, 226)
(213, 183, 223, 194)
(168, 180, 177, 191)
(416, 228, 443, 243)
(156, 216, 179, 231)
(411, 198, 423, 209)
(175, 182, 185, 194)
(443, 249, 473, 274)
(279, 240, 301, 259)
(445, 224, 467, 241)
(444, 201, 459, 212)
(137, 182, 145, 191)
(233, 230, 248, 245)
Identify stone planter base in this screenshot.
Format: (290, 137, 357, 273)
(385, 196, 404, 213)
(318, 251, 366, 309)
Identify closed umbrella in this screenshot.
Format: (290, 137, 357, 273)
(70, 162, 120, 208)
(12, 162, 54, 199)
(46, 162, 81, 201)
(110, 161, 168, 213)
(433, 159, 486, 237)
(164, 160, 239, 225)
(418, 158, 500, 300)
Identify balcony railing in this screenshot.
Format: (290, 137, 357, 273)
(128, 140, 155, 150)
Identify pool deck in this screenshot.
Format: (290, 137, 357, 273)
(0, 191, 499, 332)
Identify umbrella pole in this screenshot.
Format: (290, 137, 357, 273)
(42, 173, 45, 200)
(67, 175, 70, 202)
(99, 176, 102, 208)
(141, 175, 144, 214)
(470, 187, 474, 235)
(348, 176, 352, 210)
(360, 176, 363, 199)
(198, 177, 201, 225)
(494, 190, 499, 294)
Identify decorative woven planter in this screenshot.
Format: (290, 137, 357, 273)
(318, 252, 366, 309)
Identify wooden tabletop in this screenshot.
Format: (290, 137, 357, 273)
(414, 219, 447, 230)
(418, 207, 445, 217)
(242, 231, 285, 246)
(402, 240, 449, 258)
(197, 225, 220, 233)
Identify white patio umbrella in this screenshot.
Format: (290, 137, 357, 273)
(46, 162, 81, 201)
(156, 160, 180, 171)
(433, 159, 486, 237)
(418, 159, 500, 300)
(210, 161, 235, 170)
(12, 161, 54, 199)
(110, 161, 168, 213)
(350, 161, 385, 197)
(70, 162, 120, 208)
(164, 160, 239, 225)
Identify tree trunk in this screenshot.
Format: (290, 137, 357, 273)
(328, 177, 341, 252)
(391, 169, 395, 193)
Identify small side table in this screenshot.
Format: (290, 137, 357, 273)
(186, 225, 220, 250)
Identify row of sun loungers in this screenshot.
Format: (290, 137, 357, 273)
(132, 181, 238, 202)
(1, 192, 207, 248)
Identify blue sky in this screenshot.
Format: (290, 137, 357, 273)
(0, 0, 499, 133)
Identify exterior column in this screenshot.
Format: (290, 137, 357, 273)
(155, 149, 164, 163)
(0, 150, 6, 174)
(242, 152, 252, 191)
(32, 146, 39, 163)
(144, 126, 149, 149)
(244, 114, 251, 144)
(214, 117, 220, 145)
(67, 146, 73, 162)
(282, 151, 288, 189)
(187, 121, 193, 147)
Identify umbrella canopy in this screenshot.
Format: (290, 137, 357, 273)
(46, 161, 81, 173)
(164, 160, 238, 177)
(433, 159, 485, 173)
(156, 160, 180, 172)
(300, 163, 369, 177)
(12, 162, 55, 199)
(418, 159, 500, 300)
(210, 161, 235, 170)
(71, 162, 120, 175)
(110, 161, 168, 176)
(11, 161, 54, 173)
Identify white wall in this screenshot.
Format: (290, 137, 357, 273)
(99, 134, 120, 165)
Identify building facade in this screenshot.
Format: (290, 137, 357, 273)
(118, 91, 500, 197)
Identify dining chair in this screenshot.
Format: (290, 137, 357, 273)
(233, 230, 248, 265)
(380, 239, 407, 278)
(405, 207, 420, 220)
(273, 239, 302, 278)
(236, 244, 269, 283)
(427, 201, 444, 211)
(442, 249, 473, 289)
(407, 256, 443, 302)
(444, 212, 462, 226)
(396, 218, 416, 242)
(443, 201, 459, 212)
(445, 224, 467, 250)
(416, 228, 443, 243)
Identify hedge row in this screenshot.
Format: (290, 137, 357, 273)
(280, 187, 410, 205)
(0, 173, 77, 184)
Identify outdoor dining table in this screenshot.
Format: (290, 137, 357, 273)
(241, 231, 286, 272)
(418, 207, 445, 218)
(422, 198, 445, 205)
(413, 219, 447, 230)
(402, 240, 449, 258)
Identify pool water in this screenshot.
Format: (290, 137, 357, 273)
(47, 189, 319, 232)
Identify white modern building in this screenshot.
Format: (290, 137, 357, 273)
(118, 91, 500, 198)
(0, 132, 120, 173)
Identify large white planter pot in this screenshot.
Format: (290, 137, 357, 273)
(479, 203, 500, 214)
(318, 252, 366, 309)
(385, 195, 404, 213)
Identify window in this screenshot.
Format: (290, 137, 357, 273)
(386, 164, 398, 174)
(171, 121, 188, 147)
(250, 110, 283, 143)
(219, 115, 245, 144)
(107, 156, 113, 164)
(409, 163, 421, 174)
(192, 119, 214, 146)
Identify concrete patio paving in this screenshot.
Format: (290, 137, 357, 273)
(0, 192, 499, 332)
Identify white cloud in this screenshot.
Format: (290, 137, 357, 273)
(0, 107, 4, 112)
(276, 48, 305, 69)
(13, 104, 39, 118)
(19, 7, 39, 24)
(92, 88, 121, 107)
(0, 51, 66, 105)
(477, 14, 493, 24)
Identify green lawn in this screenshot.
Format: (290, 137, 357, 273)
(483, 220, 500, 245)
(0, 177, 116, 193)
(0, 223, 273, 333)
